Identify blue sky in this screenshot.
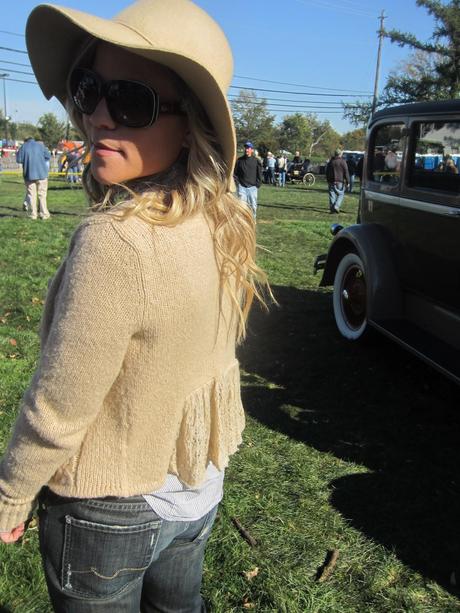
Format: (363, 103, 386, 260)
(1, 0, 436, 134)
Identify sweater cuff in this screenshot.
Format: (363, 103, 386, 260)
(0, 496, 36, 532)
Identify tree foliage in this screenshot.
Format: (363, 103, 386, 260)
(342, 101, 374, 127)
(12, 122, 41, 142)
(382, 50, 447, 105)
(0, 109, 18, 143)
(341, 127, 366, 151)
(343, 0, 460, 126)
(37, 113, 66, 148)
(231, 91, 276, 152)
(277, 113, 310, 153)
(384, 0, 460, 99)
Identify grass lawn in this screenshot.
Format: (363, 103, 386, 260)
(0, 175, 459, 612)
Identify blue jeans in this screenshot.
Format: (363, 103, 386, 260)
(67, 167, 80, 183)
(237, 184, 258, 218)
(38, 488, 217, 612)
(347, 174, 354, 193)
(328, 182, 345, 212)
(278, 170, 286, 187)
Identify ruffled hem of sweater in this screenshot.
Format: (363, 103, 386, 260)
(168, 359, 245, 487)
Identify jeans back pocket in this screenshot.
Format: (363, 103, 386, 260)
(62, 515, 161, 600)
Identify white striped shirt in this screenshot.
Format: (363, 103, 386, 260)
(143, 463, 224, 521)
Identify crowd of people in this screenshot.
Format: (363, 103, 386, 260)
(233, 143, 364, 217)
(12, 137, 366, 222)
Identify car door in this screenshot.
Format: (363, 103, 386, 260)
(361, 119, 407, 259)
(398, 117, 460, 314)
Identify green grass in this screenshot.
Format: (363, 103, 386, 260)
(1, 176, 459, 612)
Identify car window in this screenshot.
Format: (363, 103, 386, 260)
(369, 123, 405, 186)
(409, 121, 460, 193)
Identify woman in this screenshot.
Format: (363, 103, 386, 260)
(0, 1, 268, 611)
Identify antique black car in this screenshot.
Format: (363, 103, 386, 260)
(286, 161, 315, 186)
(315, 100, 460, 383)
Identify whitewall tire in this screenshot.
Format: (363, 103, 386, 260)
(333, 253, 368, 340)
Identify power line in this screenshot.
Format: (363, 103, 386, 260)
(233, 74, 372, 95)
(254, 103, 348, 109)
(229, 95, 346, 107)
(230, 85, 370, 98)
(0, 67, 34, 76)
(229, 100, 348, 110)
(230, 99, 352, 112)
(0, 30, 25, 38)
(4, 77, 37, 85)
(0, 45, 28, 55)
(266, 109, 343, 114)
(0, 59, 32, 68)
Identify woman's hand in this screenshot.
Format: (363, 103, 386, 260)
(0, 523, 25, 543)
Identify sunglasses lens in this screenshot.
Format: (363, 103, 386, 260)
(70, 69, 101, 115)
(107, 81, 156, 128)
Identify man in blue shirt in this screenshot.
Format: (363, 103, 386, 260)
(16, 138, 51, 220)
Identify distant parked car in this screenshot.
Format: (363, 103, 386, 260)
(315, 100, 460, 384)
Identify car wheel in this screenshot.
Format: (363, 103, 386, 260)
(333, 253, 367, 340)
(303, 172, 315, 186)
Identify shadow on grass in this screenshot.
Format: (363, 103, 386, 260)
(0, 606, 12, 612)
(238, 284, 460, 595)
(259, 202, 327, 214)
(0, 205, 83, 218)
(48, 185, 83, 191)
(285, 185, 329, 194)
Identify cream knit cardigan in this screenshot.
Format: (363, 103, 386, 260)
(0, 212, 245, 531)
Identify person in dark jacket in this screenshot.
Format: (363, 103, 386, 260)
(234, 141, 263, 217)
(326, 149, 350, 213)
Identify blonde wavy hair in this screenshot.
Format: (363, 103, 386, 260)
(68, 64, 269, 341)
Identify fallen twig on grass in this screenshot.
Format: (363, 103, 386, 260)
(231, 517, 257, 547)
(316, 549, 339, 582)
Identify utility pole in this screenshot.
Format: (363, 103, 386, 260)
(0, 73, 9, 144)
(372, 10, 386, 117)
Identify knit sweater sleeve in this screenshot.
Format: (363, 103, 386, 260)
(0, 218, 145, 531)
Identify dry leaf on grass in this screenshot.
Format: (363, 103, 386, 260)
(9, 339, 17, 346)
(243, 597, 255, 609)
(244, 567, 259, 581)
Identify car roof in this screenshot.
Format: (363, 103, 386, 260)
(370, 99, 460, 125)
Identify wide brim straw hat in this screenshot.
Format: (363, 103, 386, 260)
(26, 0, 237, 179)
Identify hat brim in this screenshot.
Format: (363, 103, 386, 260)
(26, 4, 236, 178)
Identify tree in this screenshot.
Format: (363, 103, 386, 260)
(381, 50, 446, 105)
(344, 0, 460, 126)
(278, 113, 340, 159)
(37, 113, 66, 148)
(342, 101, 374, 127)
(307, 117, 340, 159)
(0, 109, 11, 143)
(13, 121, 41, 141)
(341, 127, 366, 151)
(384, 0, 460, 99)
(278, 113, 310, 153)
(231, 90, 276, 152)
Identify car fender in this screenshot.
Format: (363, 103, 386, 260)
(320, 224, 403, 321)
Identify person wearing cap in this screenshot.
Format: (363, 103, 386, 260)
(234, 141, 263, 217)
(326, 148, 350, 213)
(0, 1, 271, 610)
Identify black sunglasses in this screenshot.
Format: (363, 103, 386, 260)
(68, 68, 184, 128)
